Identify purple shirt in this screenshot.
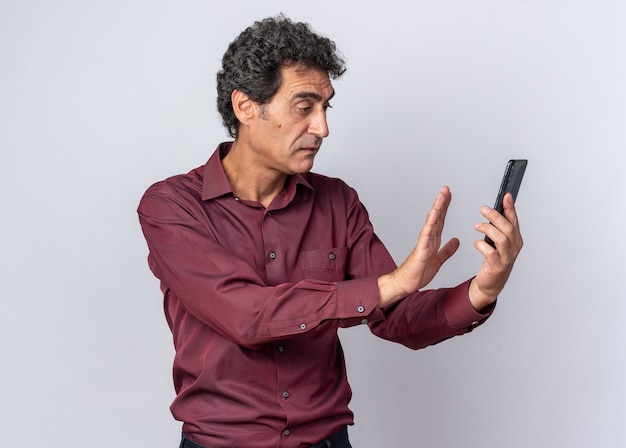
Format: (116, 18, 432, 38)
(137, 142, 492, 447)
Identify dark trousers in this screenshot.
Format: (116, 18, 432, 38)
(179, 426, 352, 448)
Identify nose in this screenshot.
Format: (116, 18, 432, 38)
(308, 109, 329, 138)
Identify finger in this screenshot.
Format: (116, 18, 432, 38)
(426, 186, 452, 231)
(435, 186, 452, 220)
(502, 193, 520, 228)
(474, 215, 521, 264)
(421, 187, 450, 238)
(480, 204, 514, 240)
(474, 221, 499, 253)
(438, 237, 460, 263)
(473, 236, 498, 258)
(416, 188, 452, 259)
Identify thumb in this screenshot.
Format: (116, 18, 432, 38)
(437, 238, 460, 264)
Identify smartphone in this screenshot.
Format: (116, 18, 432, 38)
(485, 159, 527, 248)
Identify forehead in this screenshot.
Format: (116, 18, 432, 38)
(277, 65, 334, 101)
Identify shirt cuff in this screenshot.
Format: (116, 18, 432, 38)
(335, 277, 384, 325)
(443, 278, 495, 330)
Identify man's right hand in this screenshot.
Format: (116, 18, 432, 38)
(376, 186, 460, 309)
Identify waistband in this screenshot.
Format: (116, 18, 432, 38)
(311, 426, 351, 448)
(180, 426, 350, 448)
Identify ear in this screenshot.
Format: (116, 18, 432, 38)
(231, 89, 255, 126)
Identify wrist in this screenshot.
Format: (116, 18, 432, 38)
(376, 272, 407, 309)
(468, 278, 497, 312)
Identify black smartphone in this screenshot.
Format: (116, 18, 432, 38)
(485, 159, 527, 248)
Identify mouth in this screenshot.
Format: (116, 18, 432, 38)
(297, 147, 320, 159)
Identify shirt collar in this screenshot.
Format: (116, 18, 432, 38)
(201, 142, 314, 202)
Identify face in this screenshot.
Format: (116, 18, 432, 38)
(244, 65, 335, 175)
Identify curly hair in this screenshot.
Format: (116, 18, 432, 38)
(216, 15, 347, 138)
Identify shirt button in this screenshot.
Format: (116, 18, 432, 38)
(283, 391, 290, 399)
(357, 305, 365, 313)
(278, 345, 285, 352)
(269, 252, 277, 260)
(284, 429, 291, 436)
(471, 321, 479, 326)
(328, 252, 336, 260)
(300, 323, 306, 330)
(361, 319, 368, 325)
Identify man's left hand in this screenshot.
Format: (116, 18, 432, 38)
(469, 192, 524, 311)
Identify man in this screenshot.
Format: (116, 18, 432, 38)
(138, 15, 523, 448)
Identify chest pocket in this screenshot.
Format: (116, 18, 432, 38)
(301, 247, 348, 282)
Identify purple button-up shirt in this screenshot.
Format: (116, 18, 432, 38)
(138, 142, 492, 447)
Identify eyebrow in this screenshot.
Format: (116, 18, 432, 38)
(291, 89, 336, 103)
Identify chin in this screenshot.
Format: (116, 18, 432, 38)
(292, 161, 315, 174)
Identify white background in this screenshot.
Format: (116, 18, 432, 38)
(1, 1, 625, 447)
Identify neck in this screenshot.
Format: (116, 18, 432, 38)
(222, 141, 288, 208)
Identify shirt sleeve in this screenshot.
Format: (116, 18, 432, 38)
(369, 279, 495, 350)
(137, 184, 382, 349)
(337, 185, 495, 349)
